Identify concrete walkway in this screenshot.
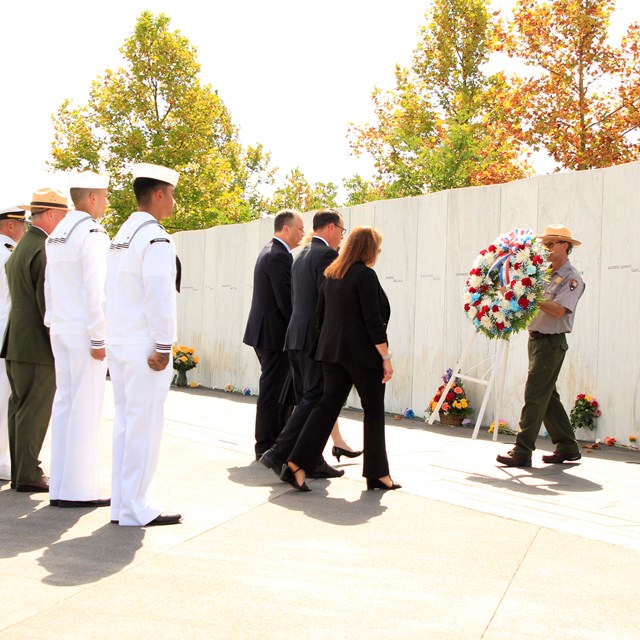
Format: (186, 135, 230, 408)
(1, 383, 639, 639)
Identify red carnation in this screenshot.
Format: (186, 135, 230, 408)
(532, 255, 543, 265)
(504, 291, 514, 301)
(468, 287, 476, 293)
(481, 305, 489, 313)
(577, 394, 585, 400)
(446, 392, 454, 401)
(518, 297, 529, 309)
(496, 322, 504, 331)
(479, 250, 487, 256)
(464, 303, 470, 312)
(513, 262, 521, 271)
(488, 244, 497, 252)
(521, 277, 532, 287)
(473, 298, 481, 306)
(492, 305, 499, 312)
(591, 400, 598, 408)
(604, 437, 616, 447)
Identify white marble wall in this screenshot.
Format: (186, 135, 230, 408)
(173, 161, 640, 442)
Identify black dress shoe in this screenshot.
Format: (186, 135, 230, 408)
(49, 500, 59, 506)
(259, 449, 285, 477)
(110, 520, 119, 524)
(542, 451, 582, 464)
(58, 498, 111, 508)
(144, 512, 183, 526)
(332, 446, 363, 462)
(308, 460, 345, 478)
(496, 448, 531, 467)
(280, 464, 310, 492)
(366, 478, 402, 491)
(15, 478, 50, 493)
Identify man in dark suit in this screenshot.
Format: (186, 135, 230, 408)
(2, 188, 69, 491)
(260, 209, 345, 478)
(243, 210, 305, 459)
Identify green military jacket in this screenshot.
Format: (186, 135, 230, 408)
(0, 226, 53, 365)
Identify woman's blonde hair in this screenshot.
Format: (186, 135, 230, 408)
(324, 226, 382, 280)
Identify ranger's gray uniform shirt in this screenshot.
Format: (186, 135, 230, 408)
(529, 259, 585, 334)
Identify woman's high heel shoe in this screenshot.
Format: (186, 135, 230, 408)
(280, 464, 311, 492)
(332, 446, 363, 463)
(366, 477, 402, 491)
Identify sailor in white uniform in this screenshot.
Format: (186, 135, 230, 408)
(0, 207, 26, 481)
(45, 171, 111, 507)
(106, 163, 181, 527)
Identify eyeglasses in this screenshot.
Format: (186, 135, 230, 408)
(336, 223, 347, 238)
(543, 241, 566, 249)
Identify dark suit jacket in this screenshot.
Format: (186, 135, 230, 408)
(285, 237, 338, 352)
(314, 261, 390, 370)
(0, 226, 53, 365)
(243, 238, 293, 351)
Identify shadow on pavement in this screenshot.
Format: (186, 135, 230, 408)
(38, 523, 145, 587)
(467, 464, 603, 496)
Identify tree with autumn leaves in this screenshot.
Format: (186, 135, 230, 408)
(500, 0, 640, 171)
(348, 0, 640, 201)
(348, 0, 532, 199)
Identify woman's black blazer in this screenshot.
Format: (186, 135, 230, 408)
(313, 261, 390, 370)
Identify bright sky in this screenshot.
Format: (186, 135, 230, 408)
(1, 0, 639, 207)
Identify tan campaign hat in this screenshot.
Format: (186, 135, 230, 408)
(539, 224, 581, 247)
(20, 187, 70, 211)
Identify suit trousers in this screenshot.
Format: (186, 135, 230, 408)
(49, 334, 108, 501)
(0, 359, 11, 479)
(272, 350, 324, 464)
(514, 334, 580, 458)
(6, 360, 56, 485)
(107, 343, 173, 526)
(289, 361, 389, 478)
(254, 347, 293, 457)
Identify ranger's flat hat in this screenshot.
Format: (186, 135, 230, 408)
(69, 171, 109, 189)
(132, 163, 179, 187)
(19, 188, 70, 211)
(539, 224, 581, 247)
(0, 206, 26, 221)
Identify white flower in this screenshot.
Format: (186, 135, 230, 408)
(480, 316, 492, 329)
(513, 281, 525, 296)
(463, 292, 472, 304)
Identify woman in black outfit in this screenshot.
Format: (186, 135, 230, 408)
(282, 226, 400, 492)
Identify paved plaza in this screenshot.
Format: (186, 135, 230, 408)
(1, 383, 639, 639)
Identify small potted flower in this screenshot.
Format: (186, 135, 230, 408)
(173, 345, 199, 387)
(428, 368, 474, 426)
(569, 393, 601, 431)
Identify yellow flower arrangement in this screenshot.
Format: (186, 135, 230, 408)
(173, 345, 199, 372)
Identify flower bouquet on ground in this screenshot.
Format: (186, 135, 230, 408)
(173, 345, 199, 387)
(428, 368, 474, 426)
(570, 393, 600, 431)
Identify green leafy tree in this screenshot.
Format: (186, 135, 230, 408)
(268, 168, 338, 212)
(348, 0, 531, 196)
(500, 0, 640, 171)
(50, 11, 274, 232)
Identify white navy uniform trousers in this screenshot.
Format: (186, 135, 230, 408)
(0, 235, 16, 480)
(44, 211, 109, 501)
(105, 212, 177, 526)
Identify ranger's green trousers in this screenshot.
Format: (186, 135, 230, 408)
(6, 361, 56, 486)
(514, 334, 580, 460)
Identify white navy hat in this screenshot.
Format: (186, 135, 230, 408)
(0, 206, 26, 220)
(132, 163, 179, 187)
(69, 171, 109, 189)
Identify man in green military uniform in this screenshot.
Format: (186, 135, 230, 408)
(1, 188, 68, 491)
(497, 224, 585, 468)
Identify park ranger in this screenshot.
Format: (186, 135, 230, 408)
(0, 207, 26, 481)
(497, 224, 585, 468)
(45, 171, 111, 508)
(2, 189, 68, 492)
(106, 162, 181, 527)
